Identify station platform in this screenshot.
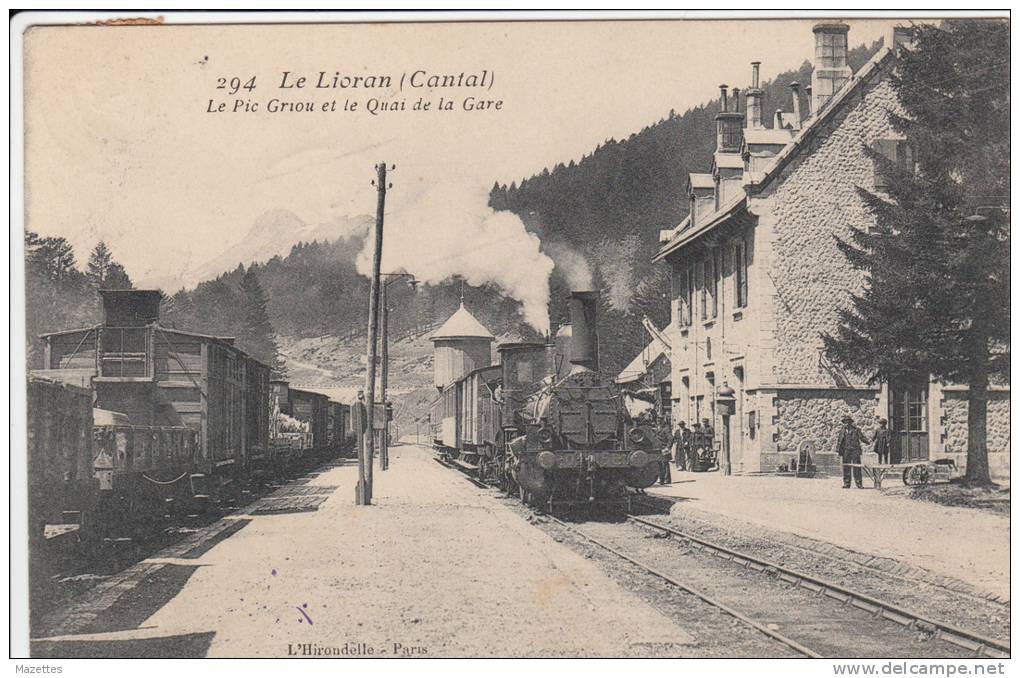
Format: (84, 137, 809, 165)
(647, 471, 1009, 603)
(33, 443, 694, 658)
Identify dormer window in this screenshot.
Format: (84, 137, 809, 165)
(720, 123, 742, 152)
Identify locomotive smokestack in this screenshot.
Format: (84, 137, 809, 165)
(568, 291, 599, 371)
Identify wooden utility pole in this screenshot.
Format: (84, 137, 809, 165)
(379, 280, 389, 471)
(357, 162, 388, 505)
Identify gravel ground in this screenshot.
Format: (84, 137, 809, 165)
(526, 512, 977, 659)
(500, 503, 802, 658)
(630, 504, 1010, 645)
(35, 444, 700, 657)
(648, 473, 1009, 601)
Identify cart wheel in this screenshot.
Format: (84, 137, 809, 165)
(903, 464, 931, 486)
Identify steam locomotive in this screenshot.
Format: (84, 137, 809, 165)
(429, 291, 662, 511)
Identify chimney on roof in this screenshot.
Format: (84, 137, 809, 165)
(805, 84, 813, 116)
(745, 62, 764, 130)
(811, 22, 853, 114)
(732, 88, 741, 113)
(887, 24, 912, 52)
(790, 81, 802, 128)
(715, 84, 744, 153)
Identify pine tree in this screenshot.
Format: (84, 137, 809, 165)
(104, 263, 133, 289)
(239, 267, 285, 374)
(822, 20, 1009, 485)
(87, 241, 113, 286)
(86, 240, 134, 289)
(27, 232, 78, 282)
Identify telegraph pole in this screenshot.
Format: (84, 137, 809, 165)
(357, 162, 388, 506)
(379, 281, 389, 471)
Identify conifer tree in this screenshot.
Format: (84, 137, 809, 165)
(822, 20, 1009, 484)
(86, 241, 113, 286)
(239, 266, 286, 374)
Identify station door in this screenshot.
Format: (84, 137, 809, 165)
(890, 380, 929, 462)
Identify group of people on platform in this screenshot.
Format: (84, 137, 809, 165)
(654, 417, 714, 485)
(651, 411, 894, 488)
(835, 415, 891, 489)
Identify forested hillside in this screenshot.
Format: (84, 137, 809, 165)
(26, 40, 882, 381)
(489, 41, 881, 375)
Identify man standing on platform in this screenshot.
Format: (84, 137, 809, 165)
(656, 416, 673, 485)
(873, 417, 891, 465)
(672, 420, 690, 471)
(835, 415, 868, 489)
(352, 389, 368, 458)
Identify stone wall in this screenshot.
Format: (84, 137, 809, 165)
(764, 71, 904, 385)
(942, 390, 1011, 476)
(770, 388, 880, 473)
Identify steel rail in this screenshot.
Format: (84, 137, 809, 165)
(545, 515, 823, 658)
(627, 513, 1010, 659)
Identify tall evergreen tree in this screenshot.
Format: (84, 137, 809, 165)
(86, 240, 133, 289)
(26, 232, 78, 282)
(239, 266, 285, 374)
(822, 20, 1009, 485)
(86, 241, 113, 285)
(104, 262, 133, 289)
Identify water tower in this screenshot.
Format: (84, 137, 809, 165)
(430, 302, 494, 390)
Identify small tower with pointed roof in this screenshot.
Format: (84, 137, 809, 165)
(430, 297, 495, 390)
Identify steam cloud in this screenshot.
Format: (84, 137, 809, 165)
(356, 183, 555, 333)
(542, 239, 594, 291)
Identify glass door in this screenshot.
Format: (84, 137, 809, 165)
(890, 380, 929, 462)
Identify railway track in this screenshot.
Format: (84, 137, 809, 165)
(544, 511, 1008, 659)
(624, 513, 1010, 659)
(433, 455, 1008, 658)
(544, 514, 821, 657)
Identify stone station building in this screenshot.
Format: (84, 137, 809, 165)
(653, 23, 1010, 476)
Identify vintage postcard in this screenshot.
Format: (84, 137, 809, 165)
(10, 10, 1011, 667)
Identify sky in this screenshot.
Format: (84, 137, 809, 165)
(23, 18, 903, 289)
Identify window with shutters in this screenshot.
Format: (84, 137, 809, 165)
(734, 239, 749, 309)
(697, 260, 707, 321)
(677, 261, 692, 328)
(709, 248, 720, 319)
(685, 264, 694, 327)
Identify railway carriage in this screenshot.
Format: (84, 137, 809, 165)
(430, 365, 502, 474)
(39, 291, 273, 511)
(27, 376, 96, 546)
(270, 380, 336, 467)
(327, 400, 354, 457)
(31, 289, 356, 546)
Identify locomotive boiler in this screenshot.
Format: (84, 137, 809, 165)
(505, 291, 660, 509)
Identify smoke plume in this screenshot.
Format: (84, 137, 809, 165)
(356, 183, 555, 333)
(541, 239, 594, 291)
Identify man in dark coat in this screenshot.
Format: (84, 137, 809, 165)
(673, 420, 690, 471)
(351, 390, 368, 453)
(835, 415, 869, 488)
(873, 418, 891, 464)
(656, 418, 673, 485)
